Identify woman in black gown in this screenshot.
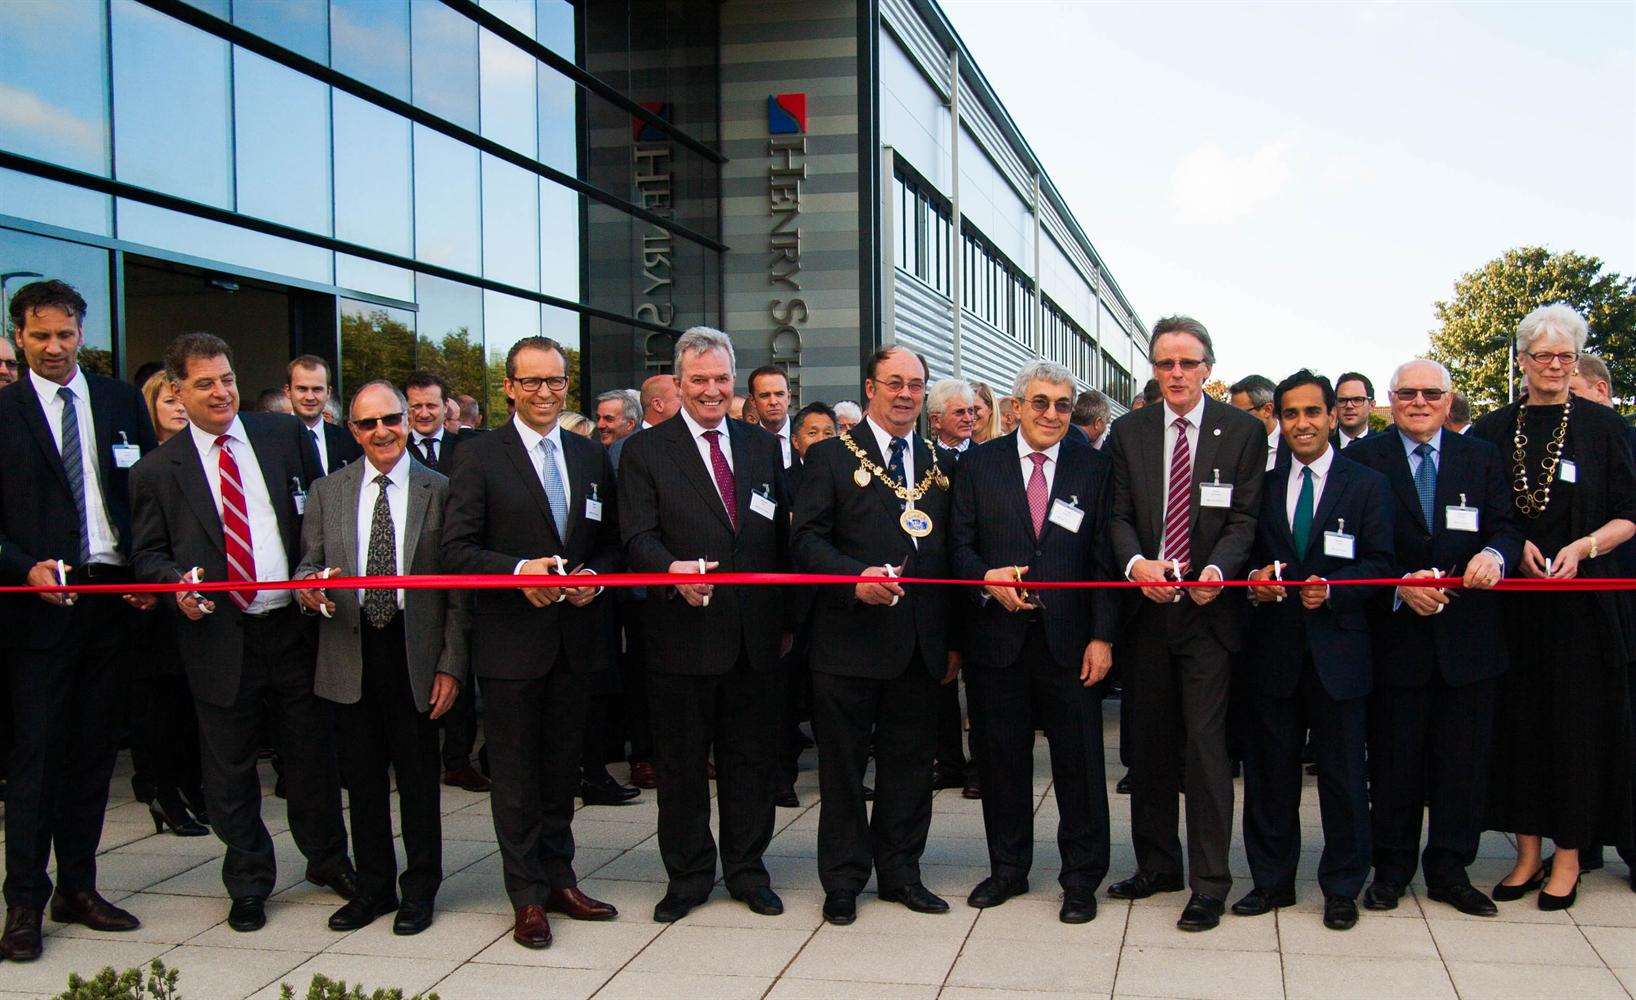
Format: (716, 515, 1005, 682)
(1471, 303, 1636, 910)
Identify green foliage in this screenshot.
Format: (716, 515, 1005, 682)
(1428, 247, 1636, 413)
(278, 974, 439, 1000)
(55, 960, 178, 1000)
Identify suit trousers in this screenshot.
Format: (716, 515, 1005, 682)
(481, 660, 590, 909)
(1125, 601, 1235, 898)
(969, 624, 1110, 891)
(192, 605, 348, 899)
(1243, 662, 1371, 898)
(438, 671, 479, 771)
(811, 655, 939, 895)
(1368, 675, 1497, 888)
(4, 593, 127, 908)
(340, 614, 443, 904)
(622, 599, 654, 764)
(778, 635, 812, 786)
(648, 656, 780, 899)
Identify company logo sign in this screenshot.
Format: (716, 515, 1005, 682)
(767, 93, 807, 135)
(632, 101, 671, 142)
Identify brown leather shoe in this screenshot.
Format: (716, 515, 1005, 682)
(512, 904, 553, 949)
(1, 906, 43, 961)
(443, 765, 492, 793)
(629, 762, 658, 789)
(48, 891, 140, 932)
(546, 886, 618, 921)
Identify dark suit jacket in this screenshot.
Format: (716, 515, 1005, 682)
(1106, 397, 1267, 650)
(130, 411, 322, 707)
(306, 418, 362, 475)
(1347, 428, 1522, 687)
(792, 422, 954, 680)
(1244, 452, 1395, 700)
(950, 430, 1119, 671)
(619, 413, 790, 675)
(409, 429, 461, 476)
(441, 420, 621, 680)
(0, 372, 158, 648)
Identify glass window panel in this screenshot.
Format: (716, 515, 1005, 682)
(0, 227, 113, 374)
(539, 178, 579, 302)
(413, 125, 480, 274)
(233, 0, 328, 63)
(0, 0, 109, 175)
(333, 93, 412, 256)
(482, 155, 538, 291)
(537, 0, 574, 60)
(536, 64, 576, 174)
(481, 0, 534, 37)
(0, 169, 112, 236)
(331, 0, 410, 99)
(337, 254, 414, 302)
(111, 1, 231, 207)
(483, 288, 542, 420)
(233, 50, 332, 235)
(410, 0, 479, 131)
(414, 273, 485, 402)
(339, 297, 415, 402)
(116, 200, 334, 285)
(178, 0, 228, 16)
(480, 25, 538, 157)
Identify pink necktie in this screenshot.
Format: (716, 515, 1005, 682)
(703, 429, 738, 531)
(1162, 417, 1192, 570)
(1027, 452, 1049, 538)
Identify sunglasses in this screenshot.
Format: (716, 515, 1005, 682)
(350, 412, 405, 431)
(1391, 388, 1445, 403)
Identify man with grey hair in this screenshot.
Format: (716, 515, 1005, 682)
(1071, 390, 1111, 448)
(832, 399, 861, 433)
(594, 388, 640, 458)
(1230, 375, 1281, 471)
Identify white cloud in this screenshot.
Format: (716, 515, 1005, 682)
(0, 83, 104, 162)
(1168, 139, 1294, 225)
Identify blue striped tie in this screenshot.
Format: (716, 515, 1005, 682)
(58, 386, 91, 563)
(1413, 442, 1437, 531)
(539, 436, 569, 541)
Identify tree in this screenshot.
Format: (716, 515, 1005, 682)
(1428, 247, 1636, 413)
(1203, 378, 1229, 403)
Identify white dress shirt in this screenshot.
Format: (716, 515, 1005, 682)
(30, 367, 121, 565)
(1336, 426, 1368, 450)
(1285, 444, 1334, 528)
(767, 415, 793, 468)
(1126, 395, 1217, 580)
(679, 405, 734, 474)
(864, 414, 914, 486)
(189, 416, 291, 612)
(510, 416, 575, 574)
(1017, 433, 1061, 495)
(412, 427, 448, 466)
(356, 451, 410, 608)
(1266, 428, 1281, 471)
(302, 416, 331, 474)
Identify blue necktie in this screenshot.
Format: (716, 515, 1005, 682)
(887, 437, 908, 510)
(1413, 442, 1436, 531)
(58, 386, 91, 563)
(539, 436, 569, 541)
(1292, 466, 1314, 557)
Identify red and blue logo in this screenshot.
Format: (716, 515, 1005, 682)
(768, 93, 807, 135)
(632, 101, 671, 142)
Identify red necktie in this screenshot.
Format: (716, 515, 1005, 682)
(216, 436, 259, 610)
(1026, 452, 1050, 538)
(703, 429, 738, 531)
(1162, 417, 1192, 572)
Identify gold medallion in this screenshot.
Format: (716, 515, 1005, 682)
(853, 467, 872, 488)
(899, 506, 933, 538)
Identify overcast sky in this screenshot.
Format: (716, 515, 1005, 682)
(941, 0, 1636, 393)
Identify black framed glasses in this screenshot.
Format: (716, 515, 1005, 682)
(350, 412, 405, 431)
(1391, 388, 1446, 403)
(511, 375, 569, 392)
(1335, 395, 1369, 407)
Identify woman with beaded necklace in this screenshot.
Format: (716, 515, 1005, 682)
(1471, 303, 1636, 910)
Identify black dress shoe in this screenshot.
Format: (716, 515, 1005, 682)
(1363, 882, 1404, 911)
(1491, 866, 1545, 902)
(1322, 895, 1358, 930)
(931, 762, 966, 790)
(0, 906, 43, 962)
(961, 772, 982, 800)
(1108, 870, 1185, 900)
(393, 900, 435, 935)
(774, 786, 800, 808)
(579, 771, 640, 806)
(306, 865, 360, 901)
(880, 882, 949, 914)
(653, 892, 702, 923)
(1425, 883, 1496, 917)
(1060, 889, 1097, 924)
(1231, 886, 1296, 916)
(823, 890, 857, 925)
(1176, 893, 1224, 932)
(731, 886, 785, 916)
(1115, 772, 1132, 795)
(966, 876, 1028, 909)
(49, 891, 141, 931)
(227, 896, 267, 933)
(328, 895, 398, 932)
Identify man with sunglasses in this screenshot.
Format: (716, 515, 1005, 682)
(1332, 373, 1379, 451)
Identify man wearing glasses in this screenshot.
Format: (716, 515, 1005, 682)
(0, 337, 19, 387)
(1104, 316, 1266, 931)
(1333, 373, 1379, 450)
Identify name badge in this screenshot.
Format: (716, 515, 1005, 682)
(289, 477, 306, 516)
(1445, 494, 1479, 532)
(749, 487, 776, 521)
(1559, 459, 1577, 483)
(112, 443, 140, 469)
(584, 498, 603, 522)
(1199, 483, 1233, 509)
(1323, 519, 1356, 560)
(1048, 497, 1084, 533)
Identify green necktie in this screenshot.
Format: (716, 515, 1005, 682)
(1292, 466, 1314, 557)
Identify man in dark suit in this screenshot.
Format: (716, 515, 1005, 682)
(950, 361, 1120, 924)
(927, 378, 979, 795)
(285, 355, 361, 476)
(1234, 370, 1394, 931)
(0, 280, 155, 960)
(441, 335, 621, 949)
(619, 327, 791, 922)
(793, 346, 957, 926)
(1331, 372, 1378, 452)
(131, 333, 355, 934)
(294, 381, 470, 935)
(1230, 375, 1286, 471)
(1348, 359, 1521, 916)
(1104, 316, 1266, 932)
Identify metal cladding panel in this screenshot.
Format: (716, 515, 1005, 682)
(880, 0, 951, 97)
(959, 93, 1032, 208)
(891, 270, 956, 380)
(959, 312, 1039, 393)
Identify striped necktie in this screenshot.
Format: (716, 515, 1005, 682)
(1161, 417, 1192, 570)
(216, 436, 258, 611)
(57, 386, 91, 564)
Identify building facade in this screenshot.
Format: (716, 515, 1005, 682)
(0, 0, 1142, 420)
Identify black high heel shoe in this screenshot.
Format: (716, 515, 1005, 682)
(150, 793, 209, 837)
(1538, 875, 1580, 911)
(179, 785, 210, 828)
(1491, 866, 1546, 902)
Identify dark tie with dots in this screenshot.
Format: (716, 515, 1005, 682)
(363, 474, 397, 628)
(887, 436, 908, 509)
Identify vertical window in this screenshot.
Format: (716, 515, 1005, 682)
(234, 50, 332, 235)
(0, 0, 109, 175)
(482, 154, 540, 291)
(539, 178, 579, 301)
(234, 0, 329, 63)
(340, 298, 416, 402)
(333, 93, 412, 256)
(413, 125, 481, 274)
(0, 228, 113, 375)
(480, 24, 538, 157)
(332, 0, 411, 99)
(414, 273, 485, 405)
(411, 0, 479, 131)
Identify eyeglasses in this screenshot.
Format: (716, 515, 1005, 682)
(1152, 359, 1205, 373)
(1335, 395, 1369, 407)
(350, 412, 405, 431)
(0, 359, 18, 371)
(511, 375, 569, 392)
(1526, 351, 1578, 367)
(1027, 396, 1074, 415)
(1391, 388, 1446, 403)
(872, 378, 926, 395)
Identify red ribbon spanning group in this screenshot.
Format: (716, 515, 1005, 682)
(5, 572, 1636, 597)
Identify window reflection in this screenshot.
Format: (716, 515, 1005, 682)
(0, 227, 114, 375)
(116, 200, 334, 285)
(413, 125, 481, 274)
(537, 0, 575, 60)
(0, 170, 112, 236)
(481, 0, 534, 38)
(411, 0, 479, 131)
(483, 156, 539, 292)
(337, 255, 415, 303)
(484, 289, 547, 420)
(414, 273, 486, 409)
(233, 0, 328, 64)
(331, 0, 411, 100)
(333, 93, 413, 256)
(0, 0, 109, 175)
(234, 50, 332, 235)
(537, 66, 576, 174)
(539, 179, 579, 301)
(340, 298, 416, 403)
(480, 25, 538, 157)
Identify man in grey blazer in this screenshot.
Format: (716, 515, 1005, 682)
(294, 381, 469, 936)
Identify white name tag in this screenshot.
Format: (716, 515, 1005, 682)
(293, 493, 306, 516)
(112, 443, 140, 468)
(1323, 530, 1356, 560)
(1048, 499, 1084, 533)
(749, 490, 776, 520)
(1559, 460, 1577, 483)
(1445, 505, 1479, 532)
(584, 498, 603, 522)
(1199, 482, 1233, 508)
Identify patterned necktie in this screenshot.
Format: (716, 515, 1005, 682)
(57, 386, 91, 563)
(703, 429, 738, 531)
(216, 436, 258, 611)
(310, 427, 327, 474)
(419, 437, 437, 467)
(1292, 466, 1315, 556)
(363, 474, 397, 628)
(887, 436, 908, 509)
(1026, 451, 1050, 538)
(539, 436, 569, 541)
(1161, 417, 1192, 570)
(1413, 442, 1437, 531)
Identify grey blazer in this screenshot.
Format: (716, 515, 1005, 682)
(295, 455, 470, 709)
